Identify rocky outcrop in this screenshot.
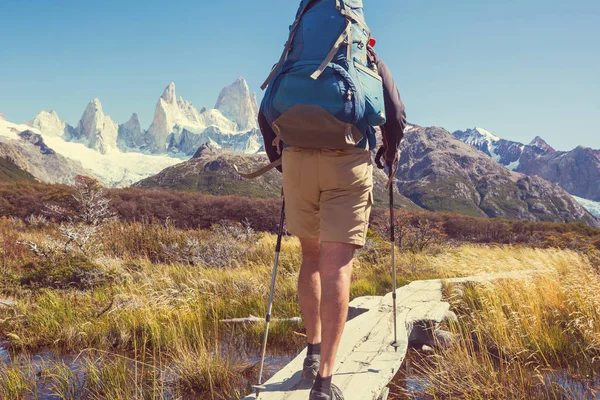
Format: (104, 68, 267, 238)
(517, 145, 600, 201)
(134, 146, 284, 199)
(18, 130, 56, 155)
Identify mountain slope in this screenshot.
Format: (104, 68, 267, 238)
(135, 126, 599, 227)
(0, 117, 182, 187)
(0, 118, 90, 185)
(0, 156, 36, 182)
(134, 144, 421, 209)
(517, 145, 600, 201)
(398, 125, 599, 227)
(454, 128, 600, 201)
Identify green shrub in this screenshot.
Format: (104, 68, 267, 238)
(19, 254, 112, 290)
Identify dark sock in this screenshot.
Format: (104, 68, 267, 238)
(312, 373, 332, 396)
(307, 342, 321, 357)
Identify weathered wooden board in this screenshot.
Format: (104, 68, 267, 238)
(243, 293, 402, 400)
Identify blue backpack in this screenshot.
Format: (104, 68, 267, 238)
(260, 0, 386, 150)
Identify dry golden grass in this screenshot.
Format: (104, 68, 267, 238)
(1, 216, 599, 399)
(393, 247, 600, 399)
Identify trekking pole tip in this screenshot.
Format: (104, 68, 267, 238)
(253, 384, 267, 397)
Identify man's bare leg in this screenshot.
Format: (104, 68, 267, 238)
(318, 242, 355, 377)
(298, 237, 322, 345)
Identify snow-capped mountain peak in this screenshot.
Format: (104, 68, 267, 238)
(75, 98, 119, 154)
(162, 82, 177, 104)
(474, 127, 500, 142)
(145, 79, 260, 155)
(453, 127, 526, 169)
(214, 76, 259, 131)
(454, 127, 500, 148)
(28, 110, 75, 138)
(528, 136, 554, 152)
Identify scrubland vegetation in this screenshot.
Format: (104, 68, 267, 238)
(0, 179, 599, 399)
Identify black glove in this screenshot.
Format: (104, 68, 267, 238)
(375, 146, 396, 170)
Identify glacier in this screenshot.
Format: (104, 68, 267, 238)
(573, 196, 600, 218)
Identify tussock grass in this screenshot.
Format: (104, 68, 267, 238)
(0, 357, 37, 399)
(394, 248, 600, 399)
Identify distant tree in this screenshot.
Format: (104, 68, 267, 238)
(21, 176, 117, 257)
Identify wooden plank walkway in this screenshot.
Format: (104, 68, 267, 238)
(243, 270, 542, 400)
(244, 280, 449, 400)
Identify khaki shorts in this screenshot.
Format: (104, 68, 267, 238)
(282, 147, 374, 247)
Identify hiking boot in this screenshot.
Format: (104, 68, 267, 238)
(309, 383, 344, 400)
(302, 355, 320, 381)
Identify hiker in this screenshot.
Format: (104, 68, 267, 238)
(256, 1, 405, 399)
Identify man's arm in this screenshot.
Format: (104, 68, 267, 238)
(371, 49, 406, 165)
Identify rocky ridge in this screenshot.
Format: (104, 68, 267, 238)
(453, 128, 600, 202)
(399, 125, 599, 227)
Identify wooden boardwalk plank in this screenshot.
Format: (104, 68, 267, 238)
(243, 270, 545, 400)
(244, 293, 414, 400)
(243, 296, 390, 399)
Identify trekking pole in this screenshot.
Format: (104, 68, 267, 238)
(253, 197, 286, 396)
(389, 166, 400, 352)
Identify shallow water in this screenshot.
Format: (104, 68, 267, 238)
(0, 344, 8, 364)
(0, 342, 296, 399)
(388, 350, 600, 400)
(546, 370, 600, 400)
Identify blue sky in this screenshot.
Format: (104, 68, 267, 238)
(0, 0, 598, 150)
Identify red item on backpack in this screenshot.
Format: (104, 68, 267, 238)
(369, 37, 377, 47)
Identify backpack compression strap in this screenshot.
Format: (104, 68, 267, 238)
(260, 20, 300, 91)
(260, 1, 317, 90)
(309, 5, 370, 79)
(309, 19, 352, 80)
